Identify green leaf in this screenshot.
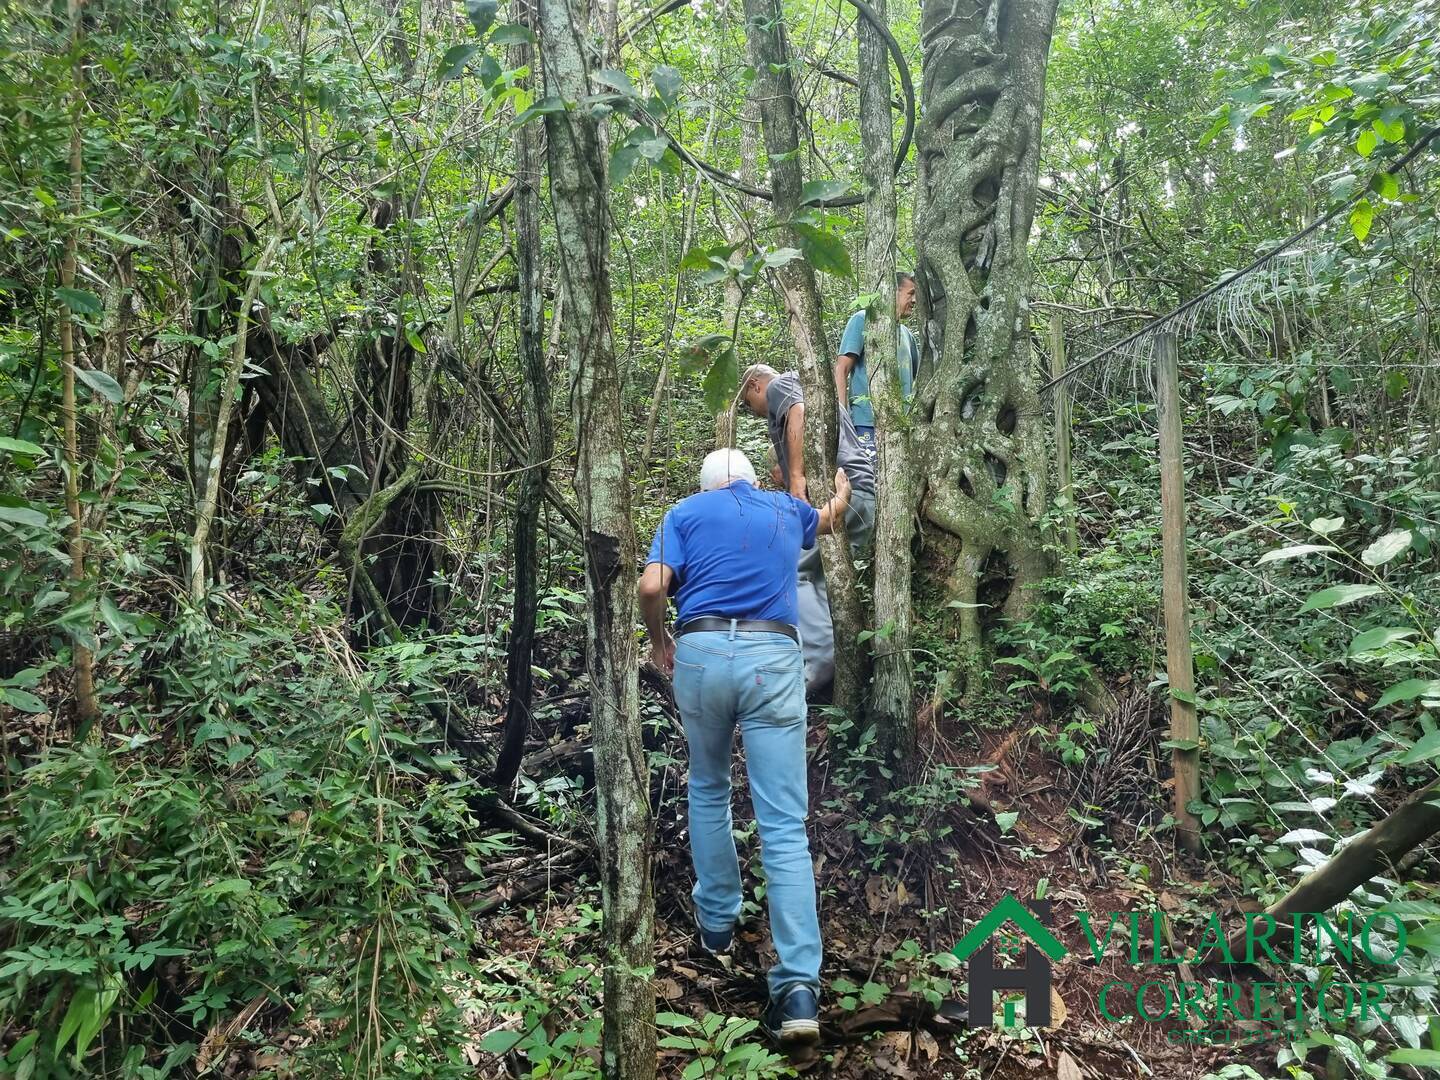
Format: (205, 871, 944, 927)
(0, 687, 46, 713)
(1258, 544, 1331, 564)
(404, 326, 428, 354)
(490, 24, 536, 46)
(995, 811, 1018, 833)
(1373, 171, 1400, 200)
(592, 69, 636, 97)
(1308, 516, 1345, 535)
(54, 286, 102, 315)
(1350, 198, 1374, 242)
(1298, 584, 1383, 612)
(76, 367, 123, 403)
(438, 44, 479, 80)
(763, 247, 803, 269)
(800, 179, 850, 205)
(1355, 128, 1379, 157)
(793, 224, 852, 277)
(513, 96, 566, 128)
(1348, 627, 1417, 656)
(477, 1029, 523, 1053)
(0, 505, 48, 528)
(1361, 529, 1411, 566)
(652, 65, 682, 105)
(609, 142, 641, 187)
(1399, 730, 1440, 765)
(654, 1011, 695, 1029)
(0, 437, 44, 455)
(702, 346, 739, 415)
(1373, 116, 1406, 144)
(1376, 679, 1440, 711)
(464, 0, 498, 35)
(1389, 1049, 1440, 1068)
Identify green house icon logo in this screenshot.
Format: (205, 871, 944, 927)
(953, 895, 1066, 1028)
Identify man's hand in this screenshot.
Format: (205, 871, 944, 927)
(649, 631, 675, 675)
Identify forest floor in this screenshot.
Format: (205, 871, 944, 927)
(475, 684, 1283, 1080)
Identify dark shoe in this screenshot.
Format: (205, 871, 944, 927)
(692, 907, 733, 956)
(763, 984, 820, 1046)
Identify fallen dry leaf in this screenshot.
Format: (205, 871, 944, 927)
(1050, 987, 1068, 1029)
(914, 1029, 939, 1062)
(1057, 1049, 1083, 1080)
(654, 977, 683, 1000)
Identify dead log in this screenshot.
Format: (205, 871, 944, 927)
(1218, 776, 1440, 964)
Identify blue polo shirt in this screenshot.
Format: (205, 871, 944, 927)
(646, 481, 818, 625)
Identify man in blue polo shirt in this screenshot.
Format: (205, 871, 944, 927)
(834, 271, 920, 455)
(638, 448, 852, 1046)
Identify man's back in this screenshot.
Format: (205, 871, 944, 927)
(764, 372, 876, 494)
(648, 481, 818, 624)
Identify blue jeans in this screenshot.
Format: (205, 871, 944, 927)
(672, 629, 821, 997)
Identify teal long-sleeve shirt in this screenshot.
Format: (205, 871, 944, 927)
(838, 309, 919, 428)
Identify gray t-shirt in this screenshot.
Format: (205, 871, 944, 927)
(765, 372, 876, 495)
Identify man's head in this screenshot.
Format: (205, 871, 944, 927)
(896, 272, 917, 319)
(738, 364, 778, 416)
(699, 448, 757, 492)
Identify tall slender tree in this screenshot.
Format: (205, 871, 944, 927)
(537, 0, 656, 1075)
(914, 0, 1060, 681)
(741, 0, 866, 713)
(494, 0, 552, 793)
(857, 0, 917, 777)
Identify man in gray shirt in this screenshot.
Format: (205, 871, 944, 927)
(740, 366, 875, 551)
(740, 365, 875, 690)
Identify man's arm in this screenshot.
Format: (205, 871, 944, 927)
(784, 401, 807, 501)
(815, 468, 853, 535)
(637, 562, 675, 674)
(834, 352, 857, 407)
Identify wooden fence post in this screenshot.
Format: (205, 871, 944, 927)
(1048, 312, 1077, 552)
(1155, 331, 1201, 853)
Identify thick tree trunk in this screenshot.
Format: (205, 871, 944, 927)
(858, 0, 916, 780)
(742, 0, 866, 714)
(495, 0, 552, 793)
(914, 0, 1058, 683)
(537, 0, 656, 1075)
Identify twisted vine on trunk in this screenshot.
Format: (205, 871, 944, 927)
(914, 0, 1059, 680)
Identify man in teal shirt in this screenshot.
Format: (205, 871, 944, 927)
(833, 271, 919, 455)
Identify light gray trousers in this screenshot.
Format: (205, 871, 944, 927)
(796, 488, 875, 692)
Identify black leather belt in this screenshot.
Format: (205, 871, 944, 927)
(675, 617, 799, 643)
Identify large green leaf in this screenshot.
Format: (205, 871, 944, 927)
(1399, 730, 1440, 765)
(1348, 627, 1417, 656)
(1361, 529, 1412, 566)
(1389, 1049, 1440, 1068)
(793, 224, 852, 277)
(438, 44, 478, 80)
(54, 286, 102, 315)
(0, 436, 44, 455)
(464, 0, 498, 35)
(0, 504, 48, 528)
(701, 346, 739, 415)
(76, 367, 123, 403)
(1298, 584, 1383, 612)
(1376, 679, 1440, 711)
(799, 179, 850, 205)
(1258, 544, 1330, 564)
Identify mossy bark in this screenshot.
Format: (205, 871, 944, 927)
(742, 0, 866, 714)
(538, 0, 656, 1075)
(858, 0, 917, 779)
